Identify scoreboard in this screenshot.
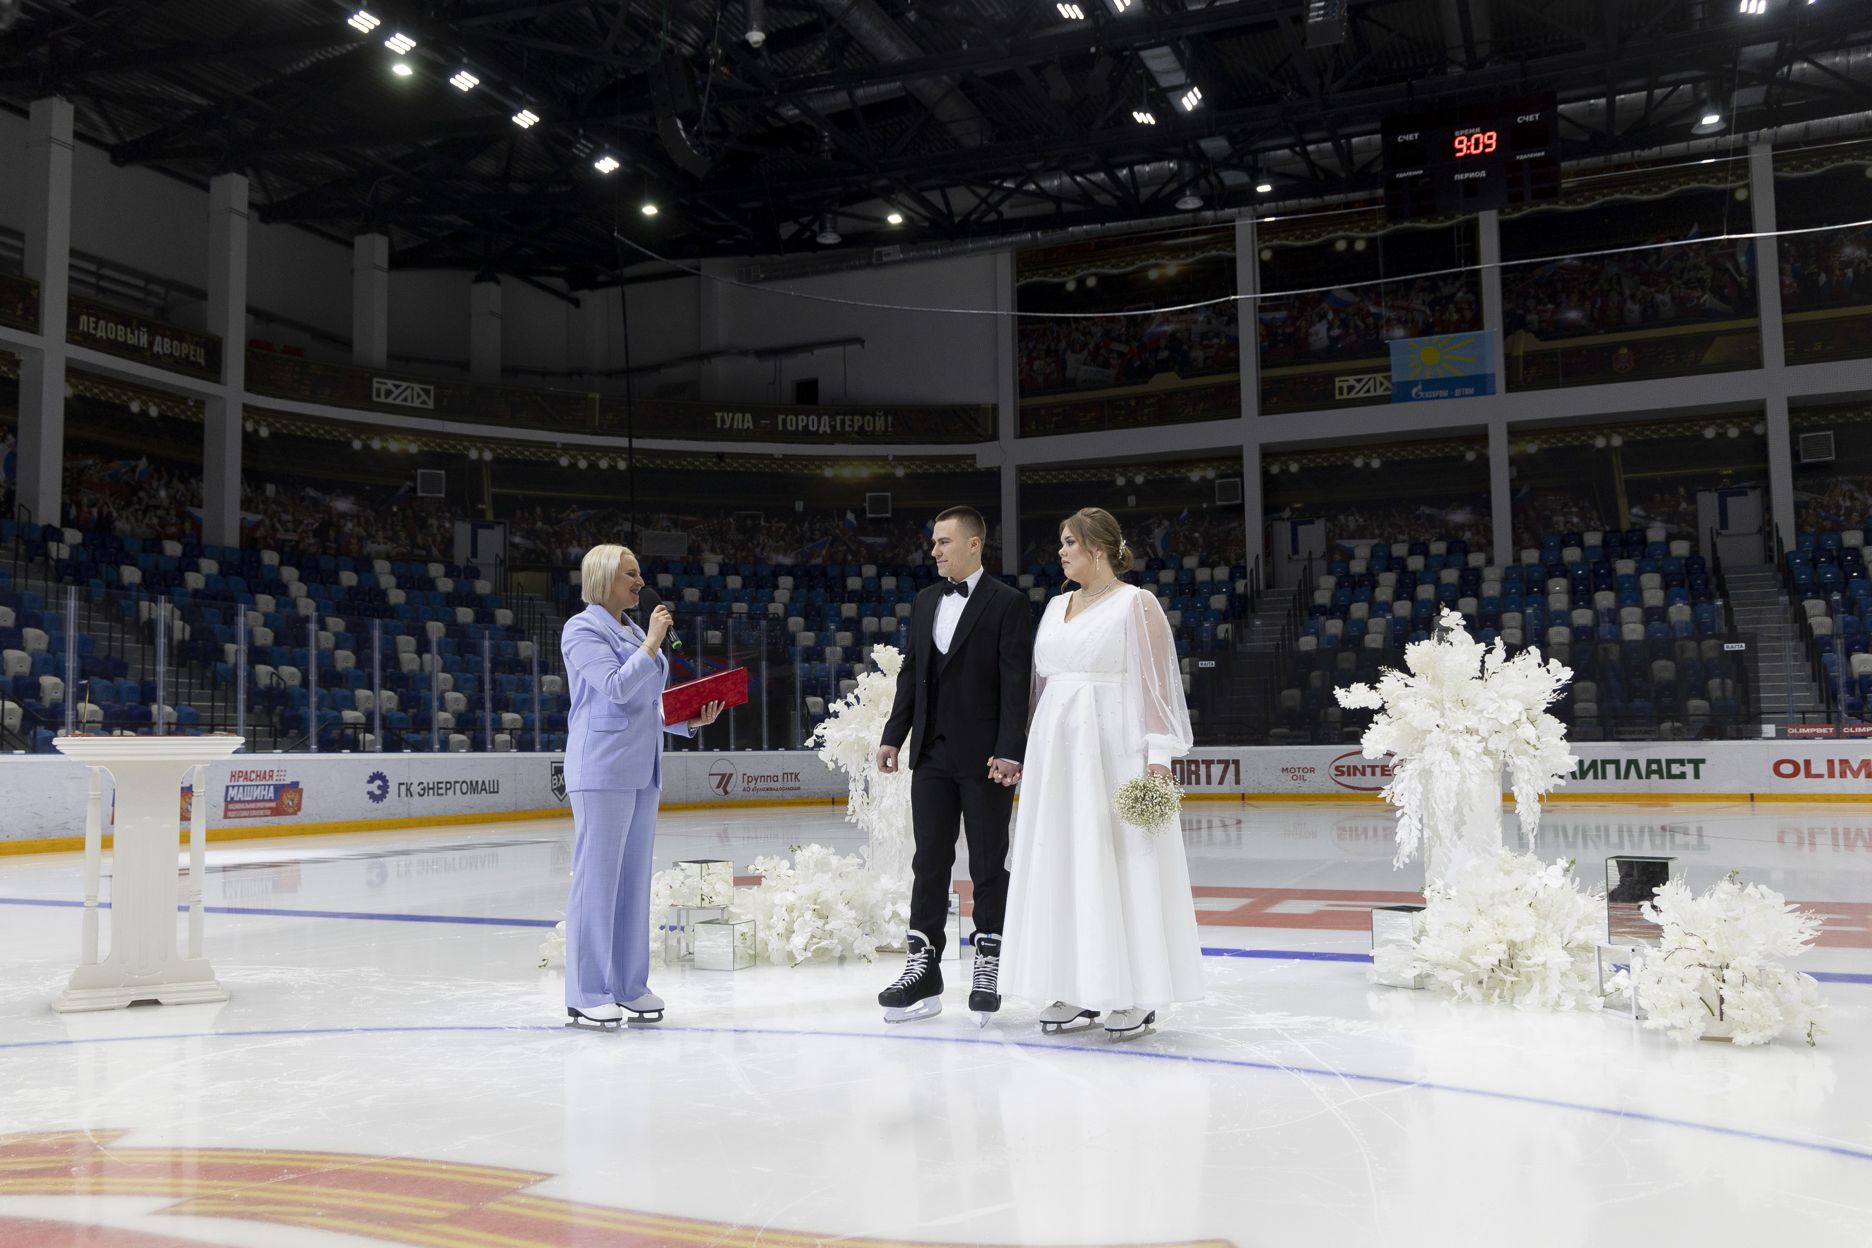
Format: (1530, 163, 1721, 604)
(1381, 92, 1562, 221)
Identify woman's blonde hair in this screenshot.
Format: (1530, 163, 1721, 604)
(578, 543, 636, 604)
(1060, 507, 1130, 570)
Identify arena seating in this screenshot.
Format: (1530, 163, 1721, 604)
(1784, 527, 1872, 716)
(1276, 527, 1750, 742)
(1, 519, 557, 754)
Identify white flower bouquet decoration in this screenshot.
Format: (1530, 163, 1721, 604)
(1336, 608, 1574, 885)
(811, 644, 915, 882)
(1377, 850, 1605, 1010)
(1115, 772, 1184, 834)
(1623, 873, 1826, 1045)
(733, 844, 909, 966)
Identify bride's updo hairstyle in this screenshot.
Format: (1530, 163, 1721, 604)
(1061, 507, 1130, 573)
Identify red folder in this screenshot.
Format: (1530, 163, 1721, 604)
(662, 667, 749, 724)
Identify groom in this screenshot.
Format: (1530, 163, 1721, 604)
(875, 505, 1032, 1024)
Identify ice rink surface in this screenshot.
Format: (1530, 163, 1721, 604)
(3, 801, 1870, 1247)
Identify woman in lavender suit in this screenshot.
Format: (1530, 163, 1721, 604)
(560, 543, 723, 1027)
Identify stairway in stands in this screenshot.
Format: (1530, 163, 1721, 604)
(1723, 563, 1826, 725)
(1196, 583, 1296, 742)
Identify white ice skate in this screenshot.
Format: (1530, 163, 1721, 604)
(1103, 1007, 1156, 1040)
(618, 991, 665, 1022)
(567, 1003, 624, 1030)
(1038, 1001, 1099, 1035)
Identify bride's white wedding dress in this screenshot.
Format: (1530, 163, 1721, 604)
(1001, 584, 1205, 1011)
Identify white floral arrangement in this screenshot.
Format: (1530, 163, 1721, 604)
(732, 843, 909, 966)
(1377, 850, 1605, 1010)
(1115, 772, 1183, 834)
(538, 920, 566, 969)
(1336, 608, 1574, 882)
(1622, 873, 1826, 1046)
(810, 644, 915, 881)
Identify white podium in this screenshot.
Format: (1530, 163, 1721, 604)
(53, 735, 245, 1012)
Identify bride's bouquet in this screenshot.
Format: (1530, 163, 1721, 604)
(1114, 771, 1183, 835)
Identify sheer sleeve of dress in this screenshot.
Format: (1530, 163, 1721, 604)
(1124, 587, 1194, 769)
(1027, 603, 1051, 729)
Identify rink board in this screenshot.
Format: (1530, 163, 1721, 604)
(2, 741, 1869, 847)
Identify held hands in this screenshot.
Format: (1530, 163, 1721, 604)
(687, 700, 726, 731)
(1146, 763, 1172, 780)
(643, 604, 675, 650)
(987, 758, 1023, 787)
(876, 745, 900, 774)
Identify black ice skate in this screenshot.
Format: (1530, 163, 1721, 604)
(879, 931, 944, 1023)
(968, 933, 1002, 1028)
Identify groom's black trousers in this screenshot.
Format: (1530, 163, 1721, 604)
(909, 735, 1013, 959)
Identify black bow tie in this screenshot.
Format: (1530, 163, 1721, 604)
(944, 580, 970, 598)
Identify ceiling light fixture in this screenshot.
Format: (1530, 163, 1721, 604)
(1738, 0, 1767, 13)
(512, 109, 539, 129)
(1056, 2, 1086, 18)
(746, 0, 767, 46)
(1132, 109, 1156, 125)
(1180, 85, 1203, 112)
(594, 155, 619, 174)
(1255, 180, 1273, 193)
(347, 10, 380, 34)
(384, 32, 415, 54)
(391, 61, 413, 77)
(886, 210, 904, 225)
(816, 214, 842, 246)
(450, 69, 478, 91)
(1175, 192, 1203, 211)
(640, 201, 658, 216)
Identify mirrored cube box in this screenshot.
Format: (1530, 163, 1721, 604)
(1370, 904, 1426, 989)
(663, 905, 726, 963)
(1596, 943, 1648, 1019)
(694, 916, 757, 971)
(676, 858, 736, 907)
(1604, 857, 1681, 945)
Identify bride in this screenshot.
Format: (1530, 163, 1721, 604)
(1000, 507, 1205, 1039)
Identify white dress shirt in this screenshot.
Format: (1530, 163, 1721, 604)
(933, 566, 983, 655)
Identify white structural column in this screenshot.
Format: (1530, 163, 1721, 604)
(1749, 142, 1797, 550)
(1234, 216, 1266, 584)
(1478, 210, 1514, 567)
(469, 274, 503, 382)
(202, 173, 249, 549)
(993, 250, 1020, 575)
(16, 96, 75, 530)
(351, 232, 390, 368)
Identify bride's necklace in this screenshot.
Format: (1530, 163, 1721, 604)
(1074, 574, 1121, 605)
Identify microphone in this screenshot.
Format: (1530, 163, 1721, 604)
(636, 586, 684, 652)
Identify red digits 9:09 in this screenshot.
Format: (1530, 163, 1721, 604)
(1454, 130, 1498, 158)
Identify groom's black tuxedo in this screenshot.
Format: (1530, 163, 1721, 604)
(881, 570, 1033, 956)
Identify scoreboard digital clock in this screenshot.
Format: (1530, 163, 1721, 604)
(1382, 92, 1562, 221)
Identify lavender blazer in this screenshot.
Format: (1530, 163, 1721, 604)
(560, 602, 693, 792)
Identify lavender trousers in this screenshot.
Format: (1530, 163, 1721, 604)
(564, 786, 660, 1010)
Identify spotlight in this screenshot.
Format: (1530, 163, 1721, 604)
(1353, 238, 1368, 252)
(747, 0, 766, 46)
(816, 214, 842, 246)
(352, 438, 364, 450)
(513, 109, 540, 128)
(594, 155, 620, 174)
(1084, 274, 1097, 287)
(557, 454, 571, 467)
(370, 437, 383, 450)
(1056, 2, 1085, 18)
(1334, 238, 1348, 252)
(1256, 181, 1273, 194)
(1133, 110, 1157, 126)
(347, 10, 381, 34)
(1594, 435, 1608, 449)
(1132, 473, 1144, 485)
(1065, 278, 1078, 292)
(598, 458, 611, 470)
(450, 70, 479, 92)
(1353, 455, 1366, 468)
(886, 211, 904, 225)
(147, 405, 159, 418)
(1175, 192, 1203, 211)
(1369, 457, 1382, 469)
(1703, 425, 1717, 439)
(384, 32, 415, 54)
(258, 424, 271, 439)
(1463, 450, 1477, 462)
(1115, 475, 1127, 487)
(1693, 109, 1725, 135)
(129, 399, 142, 415)
(1610, 434, 1624, 448)
(894, 466, 906, 478)
(641, 201, 659, 216)
(391, 62, 413, 77)
(1180, 85, 1203, 112)
(577, 457, 588, 469)
(1726, 425, 1741, 438)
